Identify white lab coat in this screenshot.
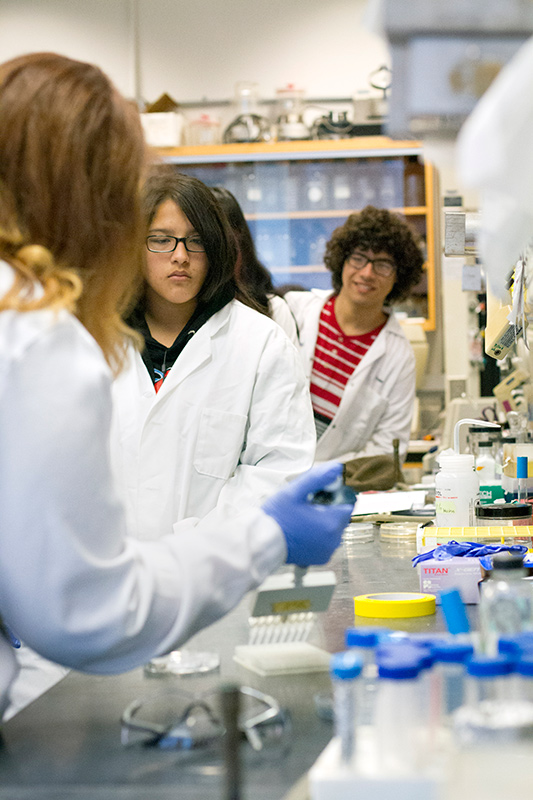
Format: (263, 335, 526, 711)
(285, 290, 416, 462)
(0, 261, 287, 714)
(268, 294, 299, 346)
(110, 298, 315, 541)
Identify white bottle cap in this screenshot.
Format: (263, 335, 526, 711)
(438, 452, 475, 470)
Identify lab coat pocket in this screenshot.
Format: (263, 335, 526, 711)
(194, 407, 247, 479)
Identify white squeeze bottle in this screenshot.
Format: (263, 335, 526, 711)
(435, 419, 500, 527)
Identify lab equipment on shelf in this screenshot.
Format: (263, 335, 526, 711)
(223, 82, 272, 144)
(274, 84, 310, 141)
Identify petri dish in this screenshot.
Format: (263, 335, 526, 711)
(379, 522, 417, 541)
(343, 522, 375, 544)
(144, 649, 220, 677)
(379, 522, 418, 558)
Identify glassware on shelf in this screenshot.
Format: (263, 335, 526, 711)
(223, 82, 272, 144)
(301, 163, 329, 211)
(185, 113, 221, 146)
(311, 110, 357, 140)
(332, 161, 352, 210)
(275, 84, 310, 141)
(377, 159, 403, 208)
(350, 162, 377, 209)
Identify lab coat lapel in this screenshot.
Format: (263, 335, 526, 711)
(155, 303, 232, 397)
(155, 330, 212, 396)
(338, 314, 396, 407)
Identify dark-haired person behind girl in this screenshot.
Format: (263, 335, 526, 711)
(210, 185, 299, 345)
(110, 167, 316, 541)
(285, 205, 424, 463)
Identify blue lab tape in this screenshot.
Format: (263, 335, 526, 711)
(439, 589, 471, 635)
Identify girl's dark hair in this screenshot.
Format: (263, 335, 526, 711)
(142, 166, 241, 306)
(324, 205, 425, 303)
(210, 186, 277, 317)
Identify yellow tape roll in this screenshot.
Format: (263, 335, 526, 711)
(353, 592, 436, 619)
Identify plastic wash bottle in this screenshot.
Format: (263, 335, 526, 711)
(435, 451, 479, 527)
(435, 419, 499, 528)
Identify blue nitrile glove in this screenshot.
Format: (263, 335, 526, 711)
(0, 617, 20, 649)
(262, 462, 355, 566)
(412, 541, 528, 567)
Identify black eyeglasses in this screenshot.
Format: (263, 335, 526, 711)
(346, 251, 396, 278)
(120, 685, 289, 752)
(146, 234, 205, 253)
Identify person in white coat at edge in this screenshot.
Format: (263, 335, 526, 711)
(209, 185, 300, 346)
(0, 52, 354, 719)
(110, 167, 315, 542)
(285, 206, 424, 463)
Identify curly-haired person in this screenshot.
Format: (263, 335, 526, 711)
(285, 205, 424, 462)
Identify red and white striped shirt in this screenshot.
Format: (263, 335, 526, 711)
(310, 297, 385, 438)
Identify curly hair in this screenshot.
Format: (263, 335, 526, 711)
(324, 206, 424, 303)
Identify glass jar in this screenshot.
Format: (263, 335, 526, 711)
(479, 552, 533, 655)
(475, 503, 532, 527)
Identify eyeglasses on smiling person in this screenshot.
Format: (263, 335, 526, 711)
(146, 234, 206, 253)
(345, 251, 396, 278)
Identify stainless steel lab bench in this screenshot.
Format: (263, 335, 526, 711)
(0, 529, 466, 799)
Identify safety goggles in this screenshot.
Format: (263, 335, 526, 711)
(120, 685, 289, 753)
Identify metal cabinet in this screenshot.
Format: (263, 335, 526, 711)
(158, 137, 439, 330)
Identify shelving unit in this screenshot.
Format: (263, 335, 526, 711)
(158, 137, 439, 331)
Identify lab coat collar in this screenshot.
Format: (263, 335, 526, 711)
(303, 291, 405, 373)
(146, 301, 234, 398)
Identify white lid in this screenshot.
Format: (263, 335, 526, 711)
(438, 452, 475, 469)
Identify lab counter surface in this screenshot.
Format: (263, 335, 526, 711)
(0, 531, 472, 800)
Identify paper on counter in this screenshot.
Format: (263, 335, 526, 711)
(352, 490, 428, 516)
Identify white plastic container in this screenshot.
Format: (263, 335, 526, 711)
(435, 451, 479, 527)
(475, 441, 497, 481)
(374, 648, 425, 775)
